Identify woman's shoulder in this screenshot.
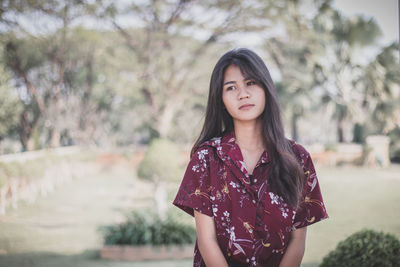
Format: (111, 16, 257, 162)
(286, 138, 311, 160)
(193, 135, 223, 152)
(191, 139, 218, 159)
(190, 135, 226, 164)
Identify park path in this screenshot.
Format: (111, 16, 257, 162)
(0, 159, 192, 267)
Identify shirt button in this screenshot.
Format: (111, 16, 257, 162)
(252, 200, 256, 204)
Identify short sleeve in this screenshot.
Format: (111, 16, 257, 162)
(293, 147, 329, 229)
(172, 146, 213, 217)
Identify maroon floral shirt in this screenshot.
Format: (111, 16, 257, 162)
(173, 129, 328, 267)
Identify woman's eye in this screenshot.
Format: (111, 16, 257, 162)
(226, 86, 236, 91)
(247, 81, 256, 86)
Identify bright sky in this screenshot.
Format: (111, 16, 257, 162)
(334, 0, 398, 45)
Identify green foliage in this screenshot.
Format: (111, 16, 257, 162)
(101, 210, 196, 246)
(361, 43, 400, 136)
(320, 229, 400, 267)
(137, 138, 182, 182)
(324, 143, 337, 152)
(0, 69, 22, 139)
(0, 0, 399, 151)
(0, 152, 76, 188)
(3, 34, 46, 71)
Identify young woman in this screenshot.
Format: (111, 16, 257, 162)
(173, 48, 328, 267)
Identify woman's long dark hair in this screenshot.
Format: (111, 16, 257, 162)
(191, 48, 306, 209)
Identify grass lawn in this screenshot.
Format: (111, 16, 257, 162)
(301, 163, 400, 265)
(0, 157, 399, 267)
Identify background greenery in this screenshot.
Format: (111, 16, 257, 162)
(0, 0, 399, 157)
(320, 229, 400, 267)
(0, 0, 399, 266)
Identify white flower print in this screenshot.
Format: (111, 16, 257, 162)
(280, 207, 289, 218)
(212, 206, 218, 214)
(229, 181, 238, 188)
(226, 226, 236, 242)
(269, 192, 280, 205)
(197, 149, 208, 161)
(192, 164, 199, 172)
(269, 192, 291, 218)
(212, 137, 221, 146)
(222, 210, 231, 223)
(248, 256, 257, 266)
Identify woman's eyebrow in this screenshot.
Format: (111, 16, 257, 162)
(223, 81, 236, 86)
(223, 77, 253, 86)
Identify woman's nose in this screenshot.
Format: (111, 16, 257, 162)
(238, 87, 250, 100)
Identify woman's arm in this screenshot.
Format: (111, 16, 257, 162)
(194, 210, 229, 267)
(278, 227, 307, 267)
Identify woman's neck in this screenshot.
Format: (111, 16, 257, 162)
(233, 120, 265, 151)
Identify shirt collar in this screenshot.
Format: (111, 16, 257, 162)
(221, 128, 270, 165)
(205, 129, 271, 176)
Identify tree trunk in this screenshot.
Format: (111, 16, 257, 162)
(19, 109, 39, 151)
(49, 93, 61, 148)
(50, 127, 61, 148)
(337, 117, 345, 142)
(157, 99, 178, 139)
(154, 178, 167, 221)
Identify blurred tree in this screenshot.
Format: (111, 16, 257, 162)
(358, 42, 400, 160)
(2, 34, 46, 150)
(100, 0, 284, 141)
(1, 0, 108, 149)
(264, 0, 326, 141)
(312, 0, 382, 142)
(1, 0, 395, 151)
(0, 67, 22, 150)
(360, 42, 400, 135)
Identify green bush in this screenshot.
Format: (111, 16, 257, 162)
(320, 229, 400, 267)
(101, 210, 196, 246)
(324, 143, 338, 152)
(137, 138, 182, 182)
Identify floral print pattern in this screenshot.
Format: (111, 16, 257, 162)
(173, 129, 328, 267)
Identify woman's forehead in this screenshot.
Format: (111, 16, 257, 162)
(224, 63, 253, 80)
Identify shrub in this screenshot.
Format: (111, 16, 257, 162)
(137, 138, 182, 183)
(320, 229, 400, 267)
(101, 210, 196, 246)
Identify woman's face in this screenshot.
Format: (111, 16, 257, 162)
(222, 64, 266, 124)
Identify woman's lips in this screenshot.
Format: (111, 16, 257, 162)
(239, 104, 254, 110)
